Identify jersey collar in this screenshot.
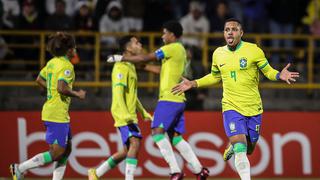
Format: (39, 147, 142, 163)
(227, 40, 243, 52)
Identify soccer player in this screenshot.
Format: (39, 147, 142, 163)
(107, 21, 209, 180)
(10, 32, 86, 180)
(171, 18, 299, 180)
(88, 35, 152, 180)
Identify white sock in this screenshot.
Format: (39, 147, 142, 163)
(96, 157, 117, 177)
(19, 152, 52, 173)
(235, 152, 251, 180)
(174, 138, 202, 174)
(52, 162, 67, 180)
(154, 135, 181, 174)
(125, 158, 137, 180)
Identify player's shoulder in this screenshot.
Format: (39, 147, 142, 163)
(113, 62, 129, 72)
(242, 41, 262, 51)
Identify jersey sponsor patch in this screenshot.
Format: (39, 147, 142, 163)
(64, 69, 71, 76)
(117, 73, 123, 79)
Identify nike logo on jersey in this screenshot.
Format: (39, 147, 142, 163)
(219, 64, 226, 67)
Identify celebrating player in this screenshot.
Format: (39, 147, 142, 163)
(10, 32, 86, 180)
(107, 20, 209, 180)
(171, 18, 299, 180)
(88, 35, 152, 180)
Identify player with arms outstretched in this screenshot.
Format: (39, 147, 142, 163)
(172, 18, 299, 180)
(107, 21, 209, 180)
(10, 32, 86, 180)
(88, 35, 152, 180)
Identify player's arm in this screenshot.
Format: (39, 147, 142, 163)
(36, 66, 47, 91)
(256, 47, 299, 83)
(143, 64, 161, 74)
(122, 52, 158, 63)
(57, 80, 86, 99)
(136, 98, 152, 121)
(36, 75, 46, 89)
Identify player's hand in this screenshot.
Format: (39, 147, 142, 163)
(279, 63, 300, 84)
(106, 54, 123, 63)
(77, 89, 86, 100)
(172, 77, 195, 95)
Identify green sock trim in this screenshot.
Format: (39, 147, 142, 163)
(58, 156, 68, 165)
(233, 143, 247, 153)
(152, 134, 165, 143)
(126, 158, 138, 165)
(43, 151, 53, 163)
(172, 136, 183, 146)
(107, 157, 117, 168)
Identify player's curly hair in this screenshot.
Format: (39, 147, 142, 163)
(163, 20, 183, 38)
(46, 32, 76, 57)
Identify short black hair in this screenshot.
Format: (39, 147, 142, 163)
(224, 18, 243, 29)
(46, 32, 75, 57)
(163, 20, 183, 38)
(118, 35, 135, 53)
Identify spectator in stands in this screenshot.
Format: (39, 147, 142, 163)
(268, 0, 298, 66)
(180, 1, 209, 48)
(99, 0, 129, 45)
(228, 0, 243, 23)
(210, 1, 232, 33)
(17, 1, 42, 65)
(241, 0, 270, 33)
(302, 0, 320, 35)
(93, 0, 111, 30)
(122, 0, 144, 32)
(74, 1, 94, 76)
(45, 0, 74, 30)
(45, 0, 78, 17)
(2, 0, 20, 30)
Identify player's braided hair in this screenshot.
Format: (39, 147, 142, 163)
(47, 32, 76, 57)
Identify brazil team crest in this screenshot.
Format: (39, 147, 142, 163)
(239, 58, 247, 69)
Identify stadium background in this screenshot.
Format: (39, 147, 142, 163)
(0, 0, 319, 179)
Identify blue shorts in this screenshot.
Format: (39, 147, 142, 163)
(118, 123, 142, 146)
(152, 101, 186, 138)
(44, 121, 72, 148)
(223, 110, 262, 143)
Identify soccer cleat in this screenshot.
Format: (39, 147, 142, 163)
(10, 163, 24, 180)
(196, 167, 209, 180)
(170, 172, 184, 180)
(88, 168, 99, 180)
(223, 144, 234, 161)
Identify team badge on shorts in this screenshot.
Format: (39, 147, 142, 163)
(239, 58, 247, 69)
(229, 122, 236, 133)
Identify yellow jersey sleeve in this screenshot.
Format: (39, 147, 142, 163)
(39, 65, 47, 80)
(58, 65, 74, 84)
(211, 50, 220, 74)
(160, 44, 173, 59)
(255, 47, 279, 81)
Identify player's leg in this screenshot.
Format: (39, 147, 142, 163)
(223, 110, 251, 180)
(151, 101, 182, 175)
(89, 125, 134, 180)
(125, 124, 142, 180)
(246, 114, 262, 155)
(10, 122, 69, 180)
(88, 148, 127, 180)
(169, 113, 209, 180)
(53, 133, 72, 180)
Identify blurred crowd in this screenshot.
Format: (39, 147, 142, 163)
(0, 0, 319, 110)
(0, 0, 316, 34)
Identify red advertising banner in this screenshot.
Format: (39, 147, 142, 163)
(0, 111, 319, 178)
